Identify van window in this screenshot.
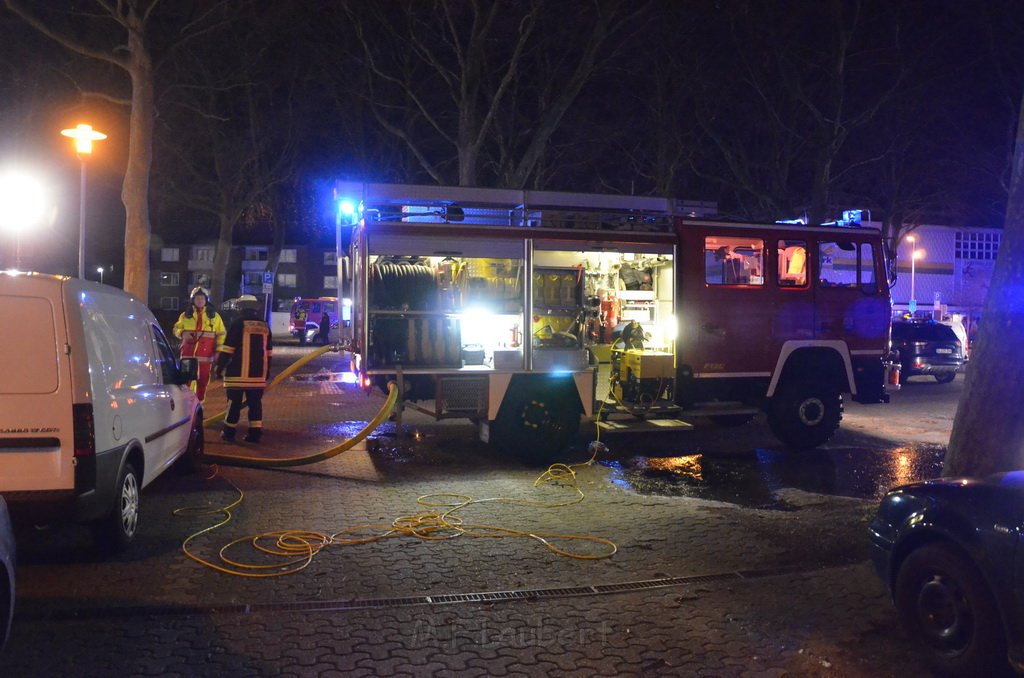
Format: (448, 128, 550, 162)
(0, 296, 60, 394)
(704, 237, 764, 286)
(777, 240, 808, 287)
(818, 240, 878, 291)
(151, 325, 178, 385)
(81, 303, 157, 389)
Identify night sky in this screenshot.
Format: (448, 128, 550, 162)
(1, 1, 1022, 287)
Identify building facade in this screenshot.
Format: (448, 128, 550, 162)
(889, 223, 1002, 318)
(149, 243, 340, 321)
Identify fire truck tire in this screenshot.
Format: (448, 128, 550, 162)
(767, 380, 842, 450)
(491, 381, 581, 465)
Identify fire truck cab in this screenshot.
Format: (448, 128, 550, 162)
(335, 182, 898, 463)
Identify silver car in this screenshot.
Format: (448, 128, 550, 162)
(0, 496, 14, 651)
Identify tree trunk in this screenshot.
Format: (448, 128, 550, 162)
(944, 91, 1024, 477)
(210, 212, 235, 308)
(122, 29, 154, 300)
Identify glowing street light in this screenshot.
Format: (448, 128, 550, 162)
(60, 123, 107, 279)
(97, 266, 105, 284)
(0, 169, 47, 269)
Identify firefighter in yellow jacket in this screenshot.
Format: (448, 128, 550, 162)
(172, 287, 226, 403)
(214, 295, 272, 443)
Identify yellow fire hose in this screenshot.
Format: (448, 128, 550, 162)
(200, 343, 399, 468)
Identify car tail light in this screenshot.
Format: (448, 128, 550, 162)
(73, 403, 95, 458)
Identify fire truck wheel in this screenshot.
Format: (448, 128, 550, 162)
(492, 382, 581, 465)
(767, 380, 842, 450)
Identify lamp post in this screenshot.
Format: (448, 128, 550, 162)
(0, 170, 46, 270)
(97, 266, 104, 284)
(905, 234, 926, 314)
(60, 123, 107, 279)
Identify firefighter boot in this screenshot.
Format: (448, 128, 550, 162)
(244, 429, 262, 444)
(220, 426, 236, 443)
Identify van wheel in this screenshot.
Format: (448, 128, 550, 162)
(177, 414, 205, 474)
(767, 380, 841, 450)
(93, 461, 140, 553)
(935, 372, 957, 384)
(491, 379, 580, 466)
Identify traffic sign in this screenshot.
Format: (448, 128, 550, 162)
(262, 271, 273, 285)
(262, 283, 273, 295)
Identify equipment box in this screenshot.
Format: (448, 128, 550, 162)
(493, 349, 524, 370)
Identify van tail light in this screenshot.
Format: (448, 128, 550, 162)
(73, 403, 96, 458)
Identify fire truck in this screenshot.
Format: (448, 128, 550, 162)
(334, 182, 899, 463)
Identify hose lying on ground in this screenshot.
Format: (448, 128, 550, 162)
(203, 343, 336, 427)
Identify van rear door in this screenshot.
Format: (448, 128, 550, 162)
(0, 281, 75, 492)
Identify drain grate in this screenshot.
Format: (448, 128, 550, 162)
(25, 561, 866, 622)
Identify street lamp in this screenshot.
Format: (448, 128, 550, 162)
(905, 234, 926, 314)
(97, 266, 104, 284)
(0, 169, 47, 270)
(60, 123, 107, 279)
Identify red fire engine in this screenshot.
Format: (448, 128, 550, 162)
(334, 182, 899, 463)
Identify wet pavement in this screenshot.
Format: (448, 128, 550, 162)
(0, 345, 966, 676)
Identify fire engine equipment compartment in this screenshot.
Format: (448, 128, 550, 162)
(363, 248, 675, 374)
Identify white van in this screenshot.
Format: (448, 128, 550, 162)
(0, 272, 204, 551)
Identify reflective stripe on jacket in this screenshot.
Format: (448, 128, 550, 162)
(217, 318, 273, 389)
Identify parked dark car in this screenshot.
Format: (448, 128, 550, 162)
(869, 473, 1024, 675)
(0, 496, 14, 652)
(891, 319, 964, 383)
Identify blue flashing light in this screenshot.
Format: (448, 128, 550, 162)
(337, 198, 362, 226)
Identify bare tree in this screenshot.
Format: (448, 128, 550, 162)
(157, 29, 301, 306)
(4, 0, 161, 298)
(944, 90, 1024, 477)
(336, 0, 641, 188)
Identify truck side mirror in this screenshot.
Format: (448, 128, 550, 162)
(179, 357, 199, 384)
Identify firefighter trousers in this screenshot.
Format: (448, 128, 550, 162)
(224, 388, 264, 430)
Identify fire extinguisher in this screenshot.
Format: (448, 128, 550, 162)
(600, 293, 619, 343)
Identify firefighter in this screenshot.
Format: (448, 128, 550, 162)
(295, 306, 308, 345)
(173, 286, 226, 403)
(214, 295, 272, 443)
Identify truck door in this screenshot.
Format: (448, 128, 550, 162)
(683, 231, 773, 378)
(814, 239, 889, 354)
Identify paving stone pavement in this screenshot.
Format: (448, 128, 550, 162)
(1, 345, 932, 676)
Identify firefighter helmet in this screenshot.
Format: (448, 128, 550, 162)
(190, 286, 210, 302)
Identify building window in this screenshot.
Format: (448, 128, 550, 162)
(245, 247, 269, 261)
(955, 231, 1001, 261)
(243, 272, 263, 285)
(190, 272, 212, 288)
(192, 246, 215, 263)
(324, 276, 337, 290)
(277, 273, 297, 288)
(160, 272, 180, 286)
(324, 251, 338, 266)
(280, 248, 297, 263)
(161, 247, 179, 262)
(160, 297, 180, 311)
(704, 237, 764, 285)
